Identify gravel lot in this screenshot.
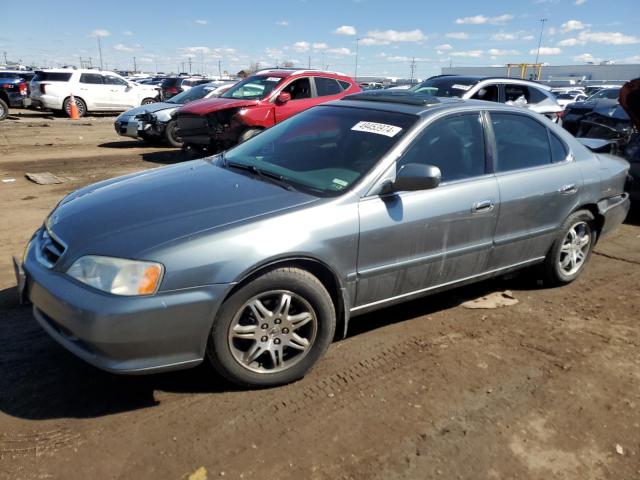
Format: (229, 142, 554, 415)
(1, 109, 639, 480)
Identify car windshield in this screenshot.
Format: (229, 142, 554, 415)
(588, 88, 620, 100)
(167, 84, 211, 104)
(221, 105, 417, 197)
(409, 77, 480, 97)
(557, 93, 577, 99)
(221, 75, 283, 100)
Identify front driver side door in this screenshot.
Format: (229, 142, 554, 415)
(355, 112, 500, 309)
(274, 77, 317, 123)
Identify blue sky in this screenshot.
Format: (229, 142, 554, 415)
(1, 0, 639, 78)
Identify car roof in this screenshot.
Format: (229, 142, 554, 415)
(253, 69, 351, 80)
(424, 74, 551, 90)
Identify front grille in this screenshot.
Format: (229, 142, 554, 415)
(36, 228, 66, 268)
(177, 114, 209, 136)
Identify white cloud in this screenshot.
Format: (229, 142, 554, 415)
(90, 29, 110, 38)
(446, 32, 469, 40)
(530, 47, 562, 55)
(122, 30, 133, 36)
(561, 20, 588, 33)
(276, 20, 289, 27)
(334, 25, 357, 36)
(492, 33, 517, 41)
(451, 50, 483, 57)
(361, 29, 425, 45)
(265, 47, 283, 58)
(435, 43, 453, 50)
(326, 47, 352, 56)
(195, 19, 208, 25)
(455, 14, 513, 25)
(575, 0, 586, 4)
(521, 35, 535, 41)
(574, 53, 599, 63)
(293, 41, 310, 52)
(558, 38, 580, 46)
(181, 46, 210, 54)
(487, 48, 519, 56)
(624, 54, 640, 62)
(578, 30, 640, 45)
(385, 55, 428, 62)
(113, 43, 134, 52)
(312, 42, 328, 50)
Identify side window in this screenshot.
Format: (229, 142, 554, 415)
(338, 80, 352, 90)
(549, 131, 568, 162)
(505, 84, 528, 104)
(79, 73, 103, 84)
(315, 77, 342, 96)
(528, 87, 549, 104)
(471, 84, 499, 102)
(282, 77, 311, 100)
(491, 113, 552, 172)
(103, 75, 128, 86)
(397, 113, 486, 182)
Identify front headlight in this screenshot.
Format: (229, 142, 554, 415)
(67, 255, 164, 296)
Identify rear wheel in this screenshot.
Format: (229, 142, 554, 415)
(207, 268, 336, 388)
(0, 98, 8, 120)
(163, 119, 183, 147)
(63, 97, 86, 118)
(141, 97, 156, 105)
(543, 210, 596, 286)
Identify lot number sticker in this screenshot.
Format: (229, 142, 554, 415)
(351, 121, 403, 137)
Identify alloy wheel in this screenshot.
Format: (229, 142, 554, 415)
(558, 221, 591, 276)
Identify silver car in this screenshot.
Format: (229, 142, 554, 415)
(16, 91, 630, 388)
(114, 82, 235, 147)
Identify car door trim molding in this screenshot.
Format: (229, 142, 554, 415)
(357, 240, 493, 278)
(351, 256, 545, 312)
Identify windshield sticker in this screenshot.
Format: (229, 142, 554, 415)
(351, 121, 403, 137)
(266, 77, 281, 82)
(332, 178, 348, 188)
(452, 84, 472, 91)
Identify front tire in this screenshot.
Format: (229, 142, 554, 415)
(207, 268, 336, 388)
(543, 210, 596, 286)
(163, 119, 183, 147)
(141, 97, 156, 105)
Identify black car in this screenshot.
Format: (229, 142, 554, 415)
(560, 88, 621, 135)
(160, 76, 212, 99)
(0, 72, 33, 120)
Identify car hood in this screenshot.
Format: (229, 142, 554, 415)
(566, 98, 618, 111)
(48, 159, 319, 264)
(177, 97, 260, 116)
(119, 102, 179, 118)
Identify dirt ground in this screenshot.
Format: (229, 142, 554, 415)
(0, 109, 639, 480)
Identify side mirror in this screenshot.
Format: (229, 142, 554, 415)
(382, 163, 441, 194)
(276, 92, 291, 104)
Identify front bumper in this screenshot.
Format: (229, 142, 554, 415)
(22, 239, 230, 374)
(115, 115, 165, 139)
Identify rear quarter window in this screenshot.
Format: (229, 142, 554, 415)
(315, 77, 343, 96)
(338, 80, 352, 90)
(529, 87, 550, 104)
(33, 72, 73, 82)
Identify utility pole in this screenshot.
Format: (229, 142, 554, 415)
(354, 38, 361, 81)
(97, 37, 104, 70)
(409, 57, 416, 84)
(321, 52, 325, 70)
(3, 51, 8, 64)
(155, 58, 158, 73)
(133, 56, 137, 72)
(218, 60, 222, 79)
(200, 50, 204, 75)
(188, 57, 192, 73)
(308, 56, 311, 69)
(534, 18, 548, 65)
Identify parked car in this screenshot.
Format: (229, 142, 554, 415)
(410, 75, 563, 121)
(160, 76, 213, 100)
(560, 87, 622, 135)
(16, 91, 630, 387)
(115, 81, 236, 147)
(584, 84, 622, 96)
(29, 69, 160, 117)
(174, 69, 361, 153)
(0, 75, 30, 120)
(555, 91, 589, 108)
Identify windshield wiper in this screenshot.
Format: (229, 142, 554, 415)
(225, 160, 294, 191)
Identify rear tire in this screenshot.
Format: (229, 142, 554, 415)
(207, 268, 336, 388)
(0, 98, 8, 120)
(141, 97, 156, 105)
(238, 128, 262, 144)
(63, 97, 86, 118)
(542, 209, 596, 286)
(164, 119, 183, 147)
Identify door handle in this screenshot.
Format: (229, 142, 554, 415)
(472, 200, 495, 213)
(559, 184, 578, 195)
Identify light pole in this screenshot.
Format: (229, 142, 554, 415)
(354, 38, 361, 81)
(97, 37, 103, 70)
(534, 18, 547, 65)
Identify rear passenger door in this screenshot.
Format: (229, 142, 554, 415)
(356, 112, 500, 307)
(488, 112, 582, 268)
(313, 76, 345, 102)
(103, 75, 136, 109)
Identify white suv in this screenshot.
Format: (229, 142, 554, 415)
(30, 69, 160, 117)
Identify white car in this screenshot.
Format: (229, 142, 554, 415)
(29, 69, 160, 117)
(555, 92, 589, 108)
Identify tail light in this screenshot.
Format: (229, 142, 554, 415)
(557, 110, 566, 118)
(39, 83, 47, 95)
(166, 87, 178, 94)
(19, 83, 27, 95)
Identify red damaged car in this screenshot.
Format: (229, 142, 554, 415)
(174, 69, 361, 153)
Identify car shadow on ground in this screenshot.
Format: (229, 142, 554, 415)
(0, 271, 539, 421)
